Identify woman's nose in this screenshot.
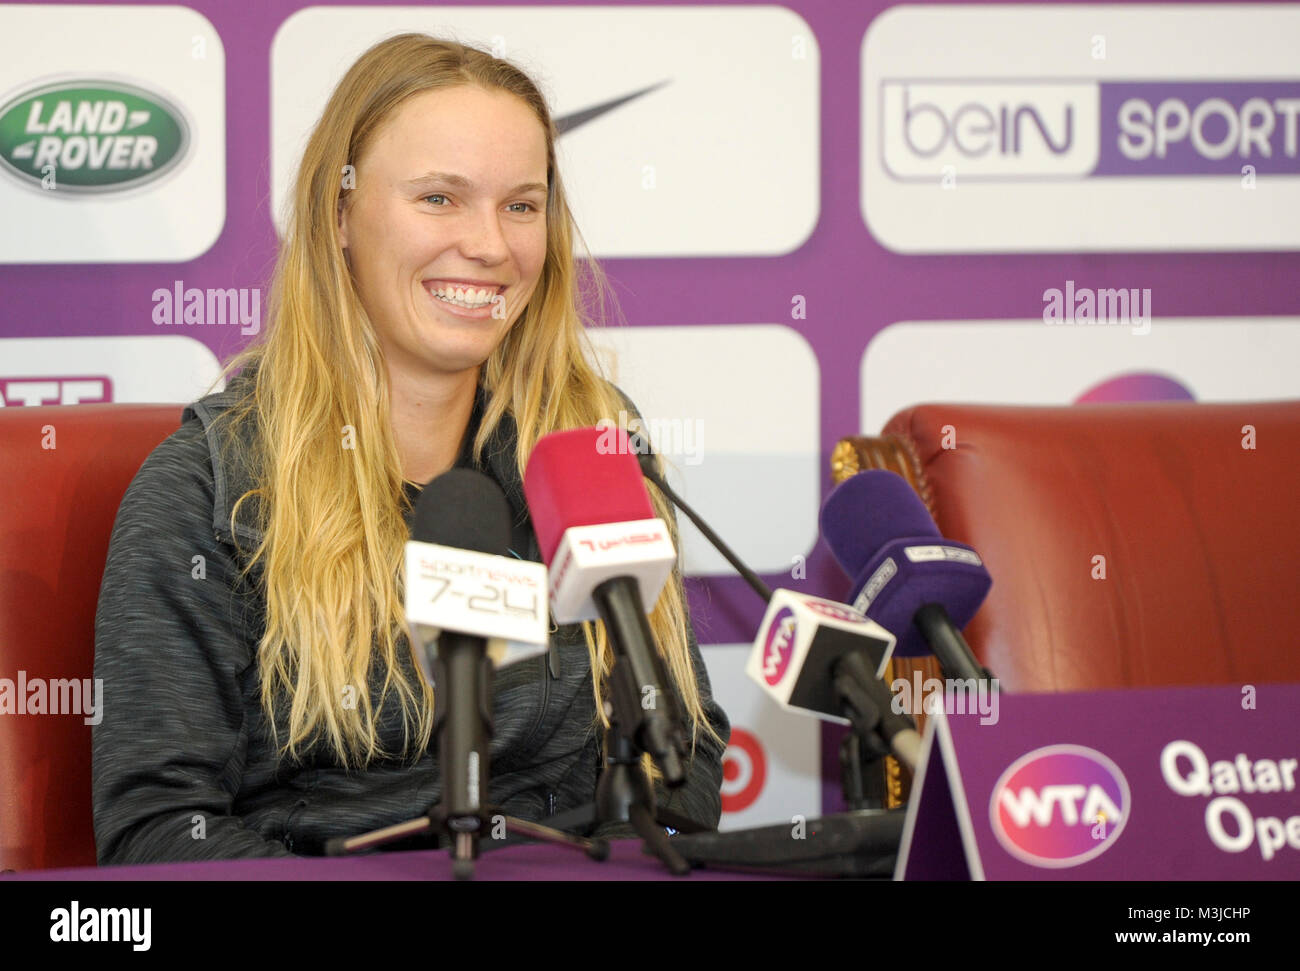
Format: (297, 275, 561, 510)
(456, 206, 511, 261)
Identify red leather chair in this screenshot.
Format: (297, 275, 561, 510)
(833, 399, 1300, 692)
(0, 404, 181, 871)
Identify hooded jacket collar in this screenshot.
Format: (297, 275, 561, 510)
(183, 374, 534, 558)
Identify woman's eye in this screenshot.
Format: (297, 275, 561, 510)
(421, 195, 538, 212)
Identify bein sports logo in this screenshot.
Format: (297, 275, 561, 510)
(880, 79, 1300, 180)
(990, 745, 1130, 868)
(760, 607, 797, 686)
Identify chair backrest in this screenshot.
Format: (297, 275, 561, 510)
(834, 399, 1300, 692)
(0, 404, 181, 871)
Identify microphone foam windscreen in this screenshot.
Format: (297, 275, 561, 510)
(524, 426, 655, 564)
(820, 471, 991, 656)
(411, 467, 512, 555)
(819, 470, 940, 577)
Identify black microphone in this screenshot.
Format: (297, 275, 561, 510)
(406, 468, 549, 861)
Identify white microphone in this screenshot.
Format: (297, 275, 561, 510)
(405, 499, 549, 679)
(745, 590, 920, 772)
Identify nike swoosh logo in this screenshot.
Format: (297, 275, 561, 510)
(554, 80, 671, 135)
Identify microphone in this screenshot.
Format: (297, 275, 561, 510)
(404, 468, 549, 851)
(523, 425, 688, 786)
(619, 431, 914, 863)
(623, 428, 921, 772)
(820, 469, 994, 683)
(745, 591, 919, 771)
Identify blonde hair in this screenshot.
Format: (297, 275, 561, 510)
(213, 33, 722, 775)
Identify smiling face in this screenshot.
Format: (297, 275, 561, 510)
(339, 85, 549, 383)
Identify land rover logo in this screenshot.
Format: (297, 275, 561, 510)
(0, 80, 189, 193)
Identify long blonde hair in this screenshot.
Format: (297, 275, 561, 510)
(213, 33, 721, 774)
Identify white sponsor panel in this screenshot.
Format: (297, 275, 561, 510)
(0, 335, 223, 405)
(0, 5, 225, 262)
(702, 644, 822, 832)
(272, 5, 817, 256)
(861, 318, 1300, 432)
(861, 5, 1300, 251)
(586, 324, 820, 576)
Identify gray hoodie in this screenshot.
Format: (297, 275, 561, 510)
(91, 375, 728, 864)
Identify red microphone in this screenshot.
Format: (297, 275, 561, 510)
(524, 426, 676, 624)
(524, 425, 687, 785)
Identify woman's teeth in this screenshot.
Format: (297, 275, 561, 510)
(430, 285, 498, 308)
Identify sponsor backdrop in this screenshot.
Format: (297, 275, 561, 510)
(2, 1, 1297, 835)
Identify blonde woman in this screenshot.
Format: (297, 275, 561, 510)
(92, 33, 729, 863)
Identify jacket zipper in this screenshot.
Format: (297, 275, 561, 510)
(521, 531, 553, 747)
(525, 649, 551, 746)
(283, 798, 308, 852)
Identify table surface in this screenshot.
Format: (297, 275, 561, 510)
(5, 839, 800, 881)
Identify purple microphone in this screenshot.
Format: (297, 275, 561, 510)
(820, 470, 994, 682)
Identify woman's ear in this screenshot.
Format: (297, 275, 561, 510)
(338, 196, 349, 249)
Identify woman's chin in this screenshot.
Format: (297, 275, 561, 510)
(412, 341, 497, 377)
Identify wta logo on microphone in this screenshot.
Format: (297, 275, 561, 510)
(760, 607, 797, 686)
(990, 745, 1130, 868)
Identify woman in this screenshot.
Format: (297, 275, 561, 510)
(92, 33, 729, 863)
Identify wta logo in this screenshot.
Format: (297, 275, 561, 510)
(990, 745, 1130, 868)
(760, 607, 797, 686)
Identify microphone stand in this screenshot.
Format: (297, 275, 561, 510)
(485, 571, 704, 874)
(589, 652, 692, 875)
(833, 651, 920, 810)
(325, 634, 608, 880)
(629, 442, 915, 875)
(915, 603, 996, 684)
(660, 646, 916, 877)
(471, 677, 706, 876)
(589, 576, 694, 875)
